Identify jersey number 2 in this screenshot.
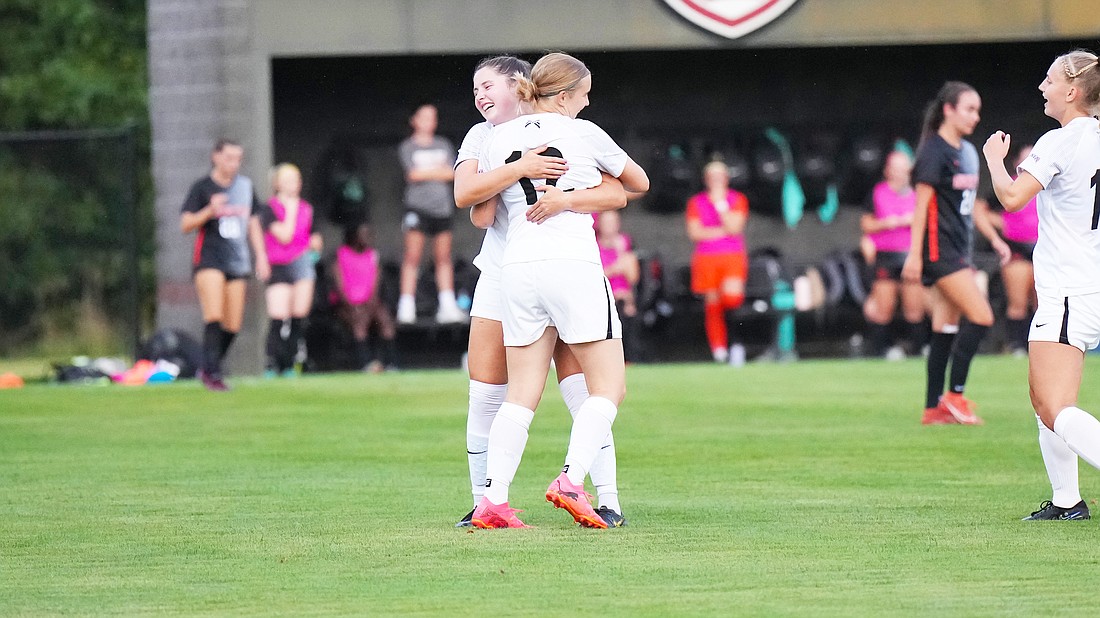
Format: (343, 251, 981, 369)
(1092, 170, 1100, 230)
(505, 148, 563, 206)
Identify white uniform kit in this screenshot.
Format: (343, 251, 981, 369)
(478, 113, 627, 346)
(1018, 116, 1100, 351)
(455, 121, 507, 322)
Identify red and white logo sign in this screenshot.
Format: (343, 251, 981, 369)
(661, 0, 800, 39)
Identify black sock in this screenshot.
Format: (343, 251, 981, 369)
(949, 322, 989, 393)
(355, 338, 371, 369)
(866, 321, 891, 357)
(1006, 317, 1029, 352)
(380, 337, 398, 367)
(926, 332, 956, 409)
(905, 320, 929, 355)
(266, 319, 285, 370)
(219, 327, 237, 361)
(203, 321, 223, 376)
(286, 317, 304, 369)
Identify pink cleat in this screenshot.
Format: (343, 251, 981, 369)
(939, 392, 983, 425)
(470, 497, 531, 529)
(545, 472, 607, 529)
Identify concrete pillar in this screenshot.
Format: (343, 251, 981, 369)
(147, 0, 265, 375)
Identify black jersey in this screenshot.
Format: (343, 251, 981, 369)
(181, 175, 264, 276)
(913, 135, 980, 263)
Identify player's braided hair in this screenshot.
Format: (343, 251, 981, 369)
(515, 52, 590, 106)
(1059, 49, 1100, 114)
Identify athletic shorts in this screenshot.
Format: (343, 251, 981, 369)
(873, 251, 907, 282)
(1005, 239, 1036, 263)
(1030, 290, 1100, 352)
(193, 265, 249, 281)
(690, 251, 747, 295)
(499, 260, 622, 347)
(268, 252, 316, 285)
(921, 252, 971, 287)
(470, 271, 503, 322)
(402, 210, 453, 236)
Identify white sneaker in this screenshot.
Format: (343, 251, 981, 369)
(396, 297, 416, 324)
(712, 347, 729, 363)
(435, 304, 466, 324)
(728, 344, 746, 368)
(884, 345, 906, 361)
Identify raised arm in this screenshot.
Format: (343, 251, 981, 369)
(983, 131, 1043, 212)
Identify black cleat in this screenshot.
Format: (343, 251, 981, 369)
(1022, 500, 1091, 521)
(455, 508, 474, 528)
(595, 506, 627, 528)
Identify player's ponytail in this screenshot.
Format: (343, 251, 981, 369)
(514, 73, 540, 104)
(919, 81, 976, 149)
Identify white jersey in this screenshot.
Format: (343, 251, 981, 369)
(456, 121, 508, 278)
(478, 113, 628, 266)
(1018, 116, 1100, 295)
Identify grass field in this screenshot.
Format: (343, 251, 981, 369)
(3, 356, 1100, 616)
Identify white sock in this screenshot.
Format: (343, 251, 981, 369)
(438, 288, 457, 310)
(483, 402, 534, 505)
(398, 293, 414, 307)
(559, 373, 620, 509)
(1036, 414, 1081, 507)
(1052, 406, 1100, 472)
(590, 437, 621, 512)
(564, 396, 617, 486)
(467, 380, 506, 507)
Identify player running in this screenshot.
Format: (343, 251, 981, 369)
(983, 49, 1100, 521)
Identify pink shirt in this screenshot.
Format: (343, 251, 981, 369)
(599, 233, 633, 296)
(264, 197, 314, 265)
(686, 190, 748, 255)
(868, 181, 915, 253)
(1002, 197, 1038, 243)
(337, 245, 379, 304)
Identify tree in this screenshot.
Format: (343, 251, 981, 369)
(0, 0, 149, 354)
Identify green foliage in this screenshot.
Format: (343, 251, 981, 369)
(0, 0, 150, 354)
(2, 359, 1098, 615)
(0, 0, 147, 130)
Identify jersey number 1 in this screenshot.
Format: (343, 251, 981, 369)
(1092, 170, 1100, 230)
(505, 148, 563, 206)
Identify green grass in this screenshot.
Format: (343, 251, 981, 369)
(2, 357, 1099, 616)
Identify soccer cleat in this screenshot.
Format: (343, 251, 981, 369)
(455, 508, 474, 528)
(545, 473, 607, 529)
(939, 392, 983, 425)
(199, 370, 230, 392)
(471, 498, 531, 529)
(1022, 500, 1091, 521)
(595, 506, 628, 528)
(921, 406, 958, 425)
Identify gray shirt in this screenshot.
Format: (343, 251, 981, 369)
(398, 135, 456, 217)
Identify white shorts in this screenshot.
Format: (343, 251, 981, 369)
(470, 271, 503, 322)
(1030, 290, 1100, 352)
(500, 260, 622, 347)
